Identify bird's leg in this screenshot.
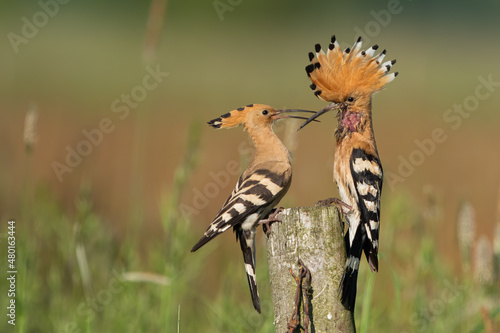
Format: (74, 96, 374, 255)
(315, 197, 351, 211)
(259, 207, 283, 237)
(315, 197, 352, 220)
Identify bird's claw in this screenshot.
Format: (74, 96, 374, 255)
(315, 197, 352, 220)
(260, 207, 284, 237)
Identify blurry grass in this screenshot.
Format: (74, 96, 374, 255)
(0, 121, 278, 333)
(0, 121, 498, 332)
(353, 194, 500, 332)
(1, 2, 500, 332)
(0, 131, 499, 332)
(359, 272, 375, 333)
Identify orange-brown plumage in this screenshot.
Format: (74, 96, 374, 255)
(306, 36, 397, 106)
(195, 104, 315, 313)
(300, 35, 398, 311)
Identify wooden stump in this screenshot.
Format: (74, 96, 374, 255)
(266, 206, 356, 332)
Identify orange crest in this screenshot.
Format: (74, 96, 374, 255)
(207, 106, 249, 129)
(208, 104, 316, 130)
(306, 36, 398, 102)
(207, 104, 273, 129)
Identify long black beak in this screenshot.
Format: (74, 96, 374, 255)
(274, 109, 321, 122)
(297, 103, 341, 131)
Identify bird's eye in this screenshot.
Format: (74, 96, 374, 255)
(347, 97, 355, 102)
(262, 110, 269, 115)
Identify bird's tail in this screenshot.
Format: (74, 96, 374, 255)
(339, 254, 360, 311)
(339, 232, 363, 311)
(236, 227, 261, 313)
(306, 35, 398, 102)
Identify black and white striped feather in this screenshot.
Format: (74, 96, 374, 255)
(191, 168, 291, 313)
(339, 148, 382, 311)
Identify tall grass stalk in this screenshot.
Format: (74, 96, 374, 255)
(128, 0, 168, 236)
(359, 272, 375, 333)
(177, 304, 181, 333)
(21, 104, 38, 221)
(457, 201, 476, 273)
(159, 121, 204, 331)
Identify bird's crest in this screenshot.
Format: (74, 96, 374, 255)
(207, 104, 257, 129)
(207, 104, 316, 129)
(306, 36, 398, 102)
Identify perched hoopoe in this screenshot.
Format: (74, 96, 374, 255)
(298, 36, 398, 311)
(191, 104, 315, 313)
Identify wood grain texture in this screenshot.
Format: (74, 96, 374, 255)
(266, 206, 356, 332)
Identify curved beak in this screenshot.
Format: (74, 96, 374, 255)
(297, 103, 342, 131)
(273, 109, 320, 121)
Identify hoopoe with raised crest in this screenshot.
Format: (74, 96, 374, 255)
(191, 104, 315, 313)
(298, 35, 398, 311)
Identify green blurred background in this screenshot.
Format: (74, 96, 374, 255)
(1, 0, 500, 332)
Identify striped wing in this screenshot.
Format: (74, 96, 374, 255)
(191, 169, 290, 252)
(340, 147, 382, 311)
(350, 147, 383, 271)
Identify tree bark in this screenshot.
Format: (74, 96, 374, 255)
(266, 206, 356, 333)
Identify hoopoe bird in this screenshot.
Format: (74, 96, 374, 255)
(298, 36, 398, 311)
(191, 104, 315, 313)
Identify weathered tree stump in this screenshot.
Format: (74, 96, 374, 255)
(267, 206, 356, 332)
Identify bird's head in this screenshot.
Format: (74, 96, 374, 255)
(299, 35, 398, 130)
(208, 104, 316, 131)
